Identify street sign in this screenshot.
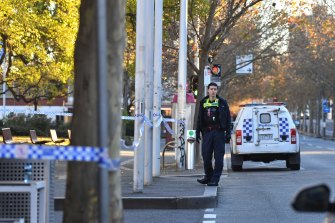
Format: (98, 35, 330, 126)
(236, 54, 253, 74)
(204, 65, 211, 85)
(322, 99, 330, 113)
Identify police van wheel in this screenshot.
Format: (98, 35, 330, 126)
(290, 164, 300, 170)
(232, 165, 242, 171)
(285, 160, 291, 168)
(286, 152, 301, 170)
(231, 153, 243, 171)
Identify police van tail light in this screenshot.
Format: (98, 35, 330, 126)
(290, 128, 296, 144)
(236, 130, 242, 145)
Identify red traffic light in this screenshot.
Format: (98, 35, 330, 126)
(211, 64, 221, 76)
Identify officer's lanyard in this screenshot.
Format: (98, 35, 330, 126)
(203, 98, 219, 108)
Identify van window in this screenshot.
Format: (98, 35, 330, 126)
(260, 113, 271, 123)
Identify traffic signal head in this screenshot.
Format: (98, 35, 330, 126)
(211, 64, 221, 77)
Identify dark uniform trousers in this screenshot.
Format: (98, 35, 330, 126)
(202, 129, 226, 182)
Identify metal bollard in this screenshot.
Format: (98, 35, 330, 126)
(186, 137, 196, 169)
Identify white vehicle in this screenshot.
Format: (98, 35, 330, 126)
(230, 102, 300, 171)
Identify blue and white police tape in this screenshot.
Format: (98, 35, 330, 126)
(0, 144, 120, 171)
(119, 114, 187, 150)
(153, 112, 163, 128)
(120, 114, 169, 150)
(119, 113, 146, 150)
(121, 116, 135, 120)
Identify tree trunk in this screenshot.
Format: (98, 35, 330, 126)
(63, 1, 99, 222)
(309, 100, 314, 134)
(333, 91, 335, 139)
(63, 1, 125, 222)
(316, 96, 321, 137)
(106, 0, 125, 222)
(193, 49, 210, 129)
(122, 71, 130, 114)
(34, 100, 38, 111)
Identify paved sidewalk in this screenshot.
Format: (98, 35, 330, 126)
(54, 141, 225, 222)
(120, 147, 223, 209)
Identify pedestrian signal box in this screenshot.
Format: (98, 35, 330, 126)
(187, 130, 196, 139)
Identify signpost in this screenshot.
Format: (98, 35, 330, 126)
(236, 54, 253, 74)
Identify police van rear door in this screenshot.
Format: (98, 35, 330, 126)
(254, 106, 279, 144)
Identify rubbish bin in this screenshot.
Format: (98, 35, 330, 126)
(186, 136, 196, 169)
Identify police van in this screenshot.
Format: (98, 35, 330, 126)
(230, 102, 300, 171)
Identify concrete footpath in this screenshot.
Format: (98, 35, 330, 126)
(120, 149, 220, 209)
(54, 142, 227, 221)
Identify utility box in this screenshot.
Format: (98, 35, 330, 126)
(0, 159, 55, 223)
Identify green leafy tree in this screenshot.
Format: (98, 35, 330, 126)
(0, 0, 79, 109)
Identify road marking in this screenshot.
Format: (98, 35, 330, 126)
(204, 205, 216, 222)
(204, 214, 216, 219)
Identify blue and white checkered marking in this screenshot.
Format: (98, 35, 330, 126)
(243, 118, 253, 142)
(0, 144, 120, 171)
(279, 117, 289, 141)
(279, 117, 289, 135)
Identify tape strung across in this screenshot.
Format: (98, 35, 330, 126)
(1, 110, 179, 152)
(0, 144, 120, 171)
(120, 114, 179, 150)
(119, 113, 146, 150)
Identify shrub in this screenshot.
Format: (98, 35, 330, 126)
(0, 112, 70, 137)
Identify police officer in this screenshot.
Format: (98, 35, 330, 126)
(196, 82, 231, 186)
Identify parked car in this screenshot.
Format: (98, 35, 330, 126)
(293, 119, 301, 128)
(230, 102, 300, 171)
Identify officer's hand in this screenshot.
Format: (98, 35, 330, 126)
(225, 134, 231, 144)
(196, 130, 201, 143)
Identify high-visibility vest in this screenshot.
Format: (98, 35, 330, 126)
(203, 98, 219, 108)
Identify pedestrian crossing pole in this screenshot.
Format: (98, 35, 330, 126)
(176, 0, 188, 169)
(133, 0, 146, 192)
(144, 0, 154, 186)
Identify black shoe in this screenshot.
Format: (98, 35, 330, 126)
(207, 180, 218, 186)
(197, 177, 211, 184)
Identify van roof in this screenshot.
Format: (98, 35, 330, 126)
(239, 102, 287, 107)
